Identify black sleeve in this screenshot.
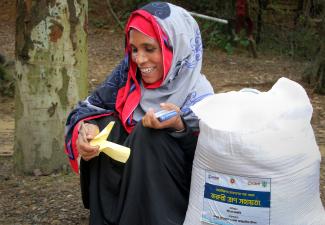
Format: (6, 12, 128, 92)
(168, 118, 198, 153)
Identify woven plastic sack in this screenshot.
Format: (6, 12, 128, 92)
(184, 77, 325, 225)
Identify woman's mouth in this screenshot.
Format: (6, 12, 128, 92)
(140, 67, 155, 74)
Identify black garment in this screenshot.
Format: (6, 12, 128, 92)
(80, 116, 198, 225)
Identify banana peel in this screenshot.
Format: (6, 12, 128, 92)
(90, 121, 130, 163)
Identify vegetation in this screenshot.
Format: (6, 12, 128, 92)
(0, 54, 14, 97)
(3, 1, 323, 99)
(302, 2, 325, 94)
(100, 0, 324, 93)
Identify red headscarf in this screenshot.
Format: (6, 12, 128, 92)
(126, 10, 173, 88)
(115, 9, 173, 133)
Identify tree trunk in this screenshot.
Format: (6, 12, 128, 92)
(256, 0, 263, 44)
(303, 1, 325, 94)
(14, 0, 88, 174)
(313, 28, 325, 94)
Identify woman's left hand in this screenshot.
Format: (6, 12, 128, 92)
(142, 102, 185, 131)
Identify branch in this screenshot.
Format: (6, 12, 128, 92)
(105, 0, 124, 30)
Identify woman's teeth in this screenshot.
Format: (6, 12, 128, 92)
(141, 67, 154, 74)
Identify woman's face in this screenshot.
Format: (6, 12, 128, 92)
(129, 29, 164, 84)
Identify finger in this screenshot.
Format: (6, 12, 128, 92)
(81, 150, 97, 159)
(86, 133, 96, 142)
(143, 108, 155, 127)
(79, 139, 99, 153)
(82, 154, 95, 161)
(147, 109, 156, 119)
(148, 112, 163, 129)
(142, 116, 146, 127)
(79, 148, 98, 161)
(160, 102, 180, 113)
(79, 122, 89, 142)
(86, 146, 100, 157)
(84, 152, 99, 161)
(84, 123, 100, 140)
(84, 144, 99, 153)
(155, 104, 184, 130)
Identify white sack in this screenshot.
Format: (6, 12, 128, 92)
(184, 77, 325, 225)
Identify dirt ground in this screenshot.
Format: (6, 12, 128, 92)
(0, 1, 324, 224)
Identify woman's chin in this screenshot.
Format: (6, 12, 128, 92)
(143, 79, 154, 84)
(141, 75, 156, 84)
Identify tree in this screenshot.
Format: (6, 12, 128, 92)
(14, 0, 88, 174)
(303, 0, 324, 94)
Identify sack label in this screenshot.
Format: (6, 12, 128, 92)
(202, 170, 271, 225)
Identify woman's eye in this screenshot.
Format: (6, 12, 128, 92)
(131, 47, 137, 53)
(146, 48, 155, 53)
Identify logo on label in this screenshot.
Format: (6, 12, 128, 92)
(208, 174, 219, 181)
(248, 180, 260, 186)
(262, 181, 268, 188)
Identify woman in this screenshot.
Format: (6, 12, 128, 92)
(235, 0, 253, 40)
(64, 2, 214, 224)
(234, 0, 257, 57)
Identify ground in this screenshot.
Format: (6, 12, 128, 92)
(0, 1, 324, 224)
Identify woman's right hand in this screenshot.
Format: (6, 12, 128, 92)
(142, 103, 185, 131)
(76, 122, 100, 161)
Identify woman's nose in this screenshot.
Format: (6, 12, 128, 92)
(135, 52, 148, 65)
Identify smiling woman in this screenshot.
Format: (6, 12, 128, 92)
(64, 2, 214, 225)
(129, 29, 164, 84)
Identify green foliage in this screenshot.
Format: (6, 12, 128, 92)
(199, 20, 252, 54)
(302, 1, 325, 94)
(200, 21, 228, 53)
(109, 0, 235, 25)
(170, 0, 235, 19)
(206, 30, 234, 54)
(102, 0, 323, 60)
(0, 63, 14, 97)
(118, 0, 151, 19)
(255, 0, 323, 60)
(258, 25, 319, 60)
(91, 19, 107, 28)
(0, 65, 6, 79)
(288, 26, 319, 60)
